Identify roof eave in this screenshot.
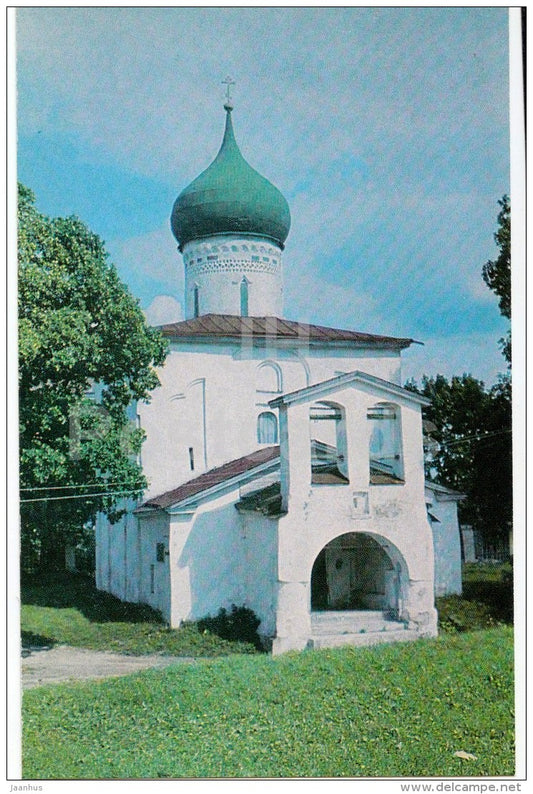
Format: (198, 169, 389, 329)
(156, 315, 418, 351)
(140, 454, 281, 512)
(270, 370, 432, 409)
(424, 481, 467, 500)
(159, 330, 415, 351)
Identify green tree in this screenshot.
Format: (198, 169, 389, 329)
(411, 374, 512, 542)
(18, 184, 168, 571)
(407, 196, 513, 545)
(482, 194, 511, 363)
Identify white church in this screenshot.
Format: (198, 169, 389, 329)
(95, 98, 464, 654)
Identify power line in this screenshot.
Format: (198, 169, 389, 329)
(20, 489, 143, 504)
(431, 429, 511, 450)
(19, 432, 511, 499)
(20, 480, 145, 493)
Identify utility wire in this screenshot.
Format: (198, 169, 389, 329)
(20, 489, 142, 504)
(20, 480, 145, 493)
(20, 432, 511, 500)
(435, 429, 511, 450)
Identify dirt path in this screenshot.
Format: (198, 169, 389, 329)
(21, 645, 197, 689)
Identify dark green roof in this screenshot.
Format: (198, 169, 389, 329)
(171, 108, 291, 250)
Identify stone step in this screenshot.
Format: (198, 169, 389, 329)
(311, 611, 406, 635)
(312, 620, 407, 634)
(307, 629, 420, 650)
(312, 609, 386, 622)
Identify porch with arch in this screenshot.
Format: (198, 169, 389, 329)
(306, 531, 413, 641)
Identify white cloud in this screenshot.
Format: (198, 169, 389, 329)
(401, 330, 508, 386)
(284, 260, 381, 332)
(143, 295, 183, 326)
(16, 7, 509, 187)
(107, 226, 183, 302)
(16, 6, 511, 381)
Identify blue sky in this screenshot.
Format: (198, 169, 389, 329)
(16, 6, 511, 385)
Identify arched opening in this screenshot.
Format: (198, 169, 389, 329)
(310, 401, 349, 484)
(310, 532, 406, 617)
(257, 411, 279, 444)
(256, 361, 282, 394)
(368, 402, 404, 482)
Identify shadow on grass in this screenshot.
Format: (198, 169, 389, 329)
(21, 571, 164, 625)
(462, 578, 513, 624)
(437, 562, 513, 632)
(21, 630, 57, 649)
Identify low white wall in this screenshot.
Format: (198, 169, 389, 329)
(166, 488, 279, 636)
(240, 512, 278, 637)
(138, 512, 171, 620)
(427, 491, 463, 596)
(169, 490, 246, 626)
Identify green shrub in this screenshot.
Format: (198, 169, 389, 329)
(437, 561, 514, 633)
(501, 560, 513, 584)
(437, 595, 498, 633)
(462, 562, 513, 624)
(196, 605, 263, 650)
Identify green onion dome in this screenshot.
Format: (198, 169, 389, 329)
(171, 106, 291, 251)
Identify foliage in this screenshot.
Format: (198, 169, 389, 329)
(438, 562, 514, 632)
(436, 596, 499, 634)
(21, 573, 259, 656)
(22, 627, 514, 778)
(196, 605, 263, 650)
(482, 195, 511, 362)
(18, 184, 168, 570)
(408, 373, 512, 540)
(437, 562, 513, 633)
(405, 196, 513, 544)
(462, 561, 513, 623)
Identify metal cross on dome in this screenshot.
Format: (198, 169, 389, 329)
(222, 76, 235, 106)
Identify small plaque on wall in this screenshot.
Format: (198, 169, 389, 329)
(352, 491, 370, 517)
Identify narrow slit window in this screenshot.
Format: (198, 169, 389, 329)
(193, 284, 200, 318)
(189, 446, 195, 471)
(257, 412, 278, 444)
(150, 564, 155, 594)
(156, 543, 165, 563)
(240, 277, 249, 316)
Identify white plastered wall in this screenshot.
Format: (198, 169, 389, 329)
(95, 499, 142, 604)
(273, 383, 437, 654)
(183, 235, 283, 318)
(166, 487, 278, 635)
(426, 488, 463, 596)
(137, 511, 171, 620)
(138, 340, 403, 499)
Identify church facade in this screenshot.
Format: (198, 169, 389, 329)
(95, 100, 463, 653)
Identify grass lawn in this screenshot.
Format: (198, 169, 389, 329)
(21, 573, 260, 656)
(23, 562, 513, 657)
(22, 626, 514, 779)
